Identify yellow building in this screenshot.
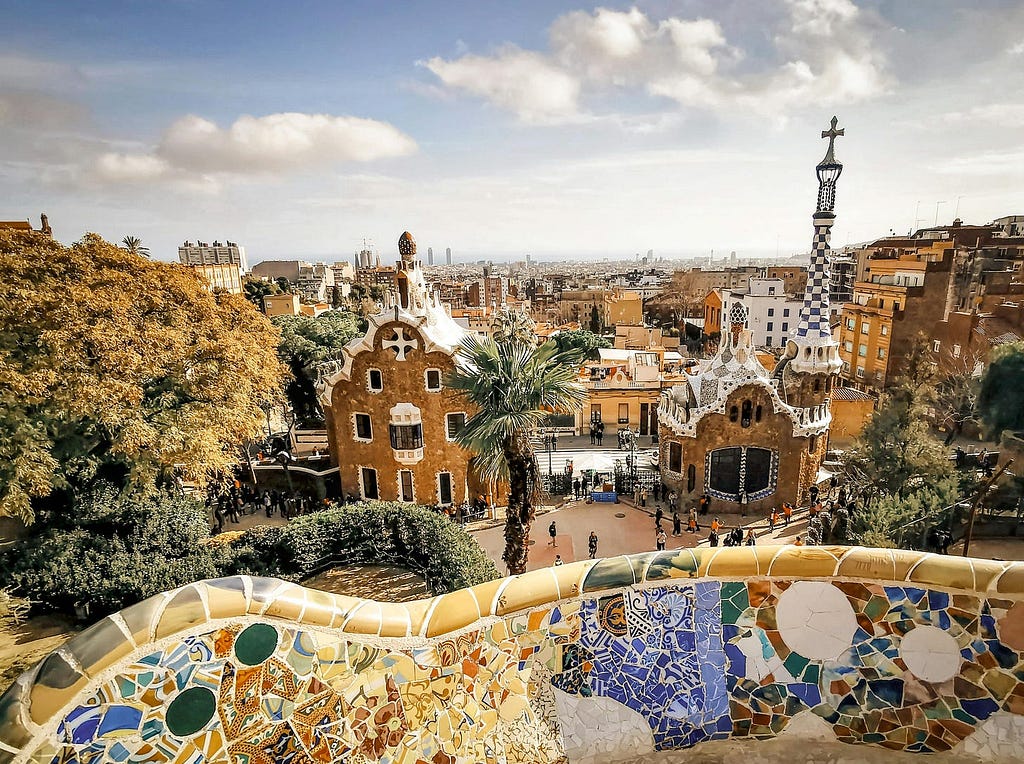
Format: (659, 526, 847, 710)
(264, 293, 300, 317)
(608, 290, 643, 326)
(188, 262, 243, 294)
(829, 387, 875, 446)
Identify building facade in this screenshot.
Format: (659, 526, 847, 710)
(187, 262, 243, 294)
(658, 118, 845, 512)
(321, 232, 474, 506)
(718, 278, 806, 350)
(178, 240, 247, 272)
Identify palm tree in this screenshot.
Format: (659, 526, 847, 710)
(446, 328, 585, 574)
(121, 236, 150, 258)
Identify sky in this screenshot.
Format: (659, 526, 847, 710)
(2, 0, 1024, 263)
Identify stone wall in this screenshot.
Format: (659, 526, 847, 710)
(4, 547, 1024, 764)
(324, 319, 474, 505)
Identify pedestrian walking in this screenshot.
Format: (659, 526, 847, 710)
(709, 529, 719, 547)
(769, 508, 779, 531)
(597, 422, 604, 445)
(227, 497, 239, 524)
(653, 482, 661, 502)
(783, 502, 792, 526)
(549, 521, 557, 547)
(554, 555, 564, 566)
(689, 508, 700, 532)
(589, 531, 599, 559)
(672, 510, 682, 536)
(213, 505, 225, 534)
(656, 528, 667, 551)
(711, 517, 721, 534)
(745, 529, 756, 546)
(551, 432, 558, 451)
(590, 426, 596, 445)
(738, 490, 748, 516)
(655, 506, 664, 526)
(582, 474, 590, 495)
(730, 527, 743, 546)
(700, 493, 711, 516)
(573, 478, 581, 500)
(809, 484, 819, 505)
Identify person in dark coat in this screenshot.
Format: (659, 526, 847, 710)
(672, 510, 682, 537)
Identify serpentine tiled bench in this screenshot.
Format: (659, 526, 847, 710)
(3, 545, 1024, 763)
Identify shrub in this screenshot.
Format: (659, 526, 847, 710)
(0, 484, 218, 618)
(218, 501, 499, 594)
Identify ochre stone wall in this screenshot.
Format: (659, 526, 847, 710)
(6, 548, 1024, 764)
(660, 382, 822, 514)
(325, 319, 474, 505)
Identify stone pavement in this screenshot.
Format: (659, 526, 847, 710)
(471, 494, 815, 575)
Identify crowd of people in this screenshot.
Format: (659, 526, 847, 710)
(206, 481, 326, 533)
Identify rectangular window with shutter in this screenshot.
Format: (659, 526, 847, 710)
(446, 412, 466, 440)
(438, 472, 453, 505)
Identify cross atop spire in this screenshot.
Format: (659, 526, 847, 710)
(819, 116, 844, 166)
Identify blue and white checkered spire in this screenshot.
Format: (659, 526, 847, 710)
(787, 117, 844, 375)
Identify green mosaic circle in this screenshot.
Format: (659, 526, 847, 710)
(234, 623, 279, 665)
(166, 686, 216, 737)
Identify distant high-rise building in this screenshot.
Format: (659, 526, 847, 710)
(446, 247, 452, 265)
(427, 246, 434, 266)
(525, 253, 532, 267)
(178, 240, 248, 272)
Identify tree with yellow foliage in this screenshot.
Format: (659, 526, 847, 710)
(0, 231, 287, 522)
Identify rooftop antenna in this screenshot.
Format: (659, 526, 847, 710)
(913, 200, 924, 232)
(954, 195, 963, 219)
(934, 200, 947, 226)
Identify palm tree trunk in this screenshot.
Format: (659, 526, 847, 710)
(503, 431, 539, 575)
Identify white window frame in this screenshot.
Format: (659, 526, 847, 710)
(353, 412, 373, 443)
(424, 368, 443, 392)
(932, 339, 941, 353)
(952, 344, 961, 358)
(446, 412, 467, 441)
(880, 324, 889, 336)
(359, 466, 379, 500)
(397, 469, 415, 503)
(437, 471, 455, 506)
(366, 368, 383, 393)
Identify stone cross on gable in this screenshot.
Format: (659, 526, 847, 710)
(820, 116, 844, 163)
(383, 326, 417, 361)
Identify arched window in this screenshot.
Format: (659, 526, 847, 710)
(755, 405, 763, 422)
(729, 406, 738, 422)
(813, 378, 821, 393)
(741, 400, 752, 428)
(687, 464, 696, 492)
(808, 435, 817, 454)
(707, 447, 776, 500)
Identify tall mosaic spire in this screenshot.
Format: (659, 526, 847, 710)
(784, 116, 845, 375)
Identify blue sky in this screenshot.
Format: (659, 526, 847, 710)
(2, 0, 1023, 262)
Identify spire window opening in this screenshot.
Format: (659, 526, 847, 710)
(729, 406, 738, 423)
(741, 400, 752, 428)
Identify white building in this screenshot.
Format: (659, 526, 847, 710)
(296, 262, 335, 303)
(719, 278, 804, 350)
(178, 240, 247, 273)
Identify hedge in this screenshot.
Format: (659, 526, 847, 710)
(218, 501, 499, 594)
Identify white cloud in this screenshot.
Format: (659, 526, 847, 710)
(422, 2, 890, 122)
(422, 48, 580, 124)
(1009, 41, 1024, 56)
(91, 111, 417, 184)
(94, 152, 170, 182)
(942, 103, 1024, 127)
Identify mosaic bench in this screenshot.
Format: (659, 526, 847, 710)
(3, 546, 1024, 763)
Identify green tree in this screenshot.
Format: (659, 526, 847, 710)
(121, 235, 150, 258)
(979, 341, 1024, 439)
(1, 483, 219, 617)
(552, 328, 611, 360)
(847, 474, 963, 549)
(589, 304, 602, 334)
(0, 231, 286, 522)
(445, 333, 585, 574)
(243, 275, 281, 310)
(935, 352, 982, 445)
(273, 310, 365, 427)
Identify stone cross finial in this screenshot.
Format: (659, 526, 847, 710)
(820, 116, 844, 165)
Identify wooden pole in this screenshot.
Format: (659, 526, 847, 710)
(963, 459, 1013, 557)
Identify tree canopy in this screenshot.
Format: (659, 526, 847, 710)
(0, 231, 286, 522)
(552, 328, 611, 359)
(446, 332, 585, 573)
(272, 310, 365, 427)
(978, 341, 1024, 439)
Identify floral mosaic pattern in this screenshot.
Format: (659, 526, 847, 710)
(6, 549, 1024, 764)
(24, 616, 574, 764)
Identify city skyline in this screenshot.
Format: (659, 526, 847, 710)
(2, 0, 1023, 261)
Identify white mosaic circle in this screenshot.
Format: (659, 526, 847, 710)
(900, 625, 961, 683)
(776, 581, 858, 661)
